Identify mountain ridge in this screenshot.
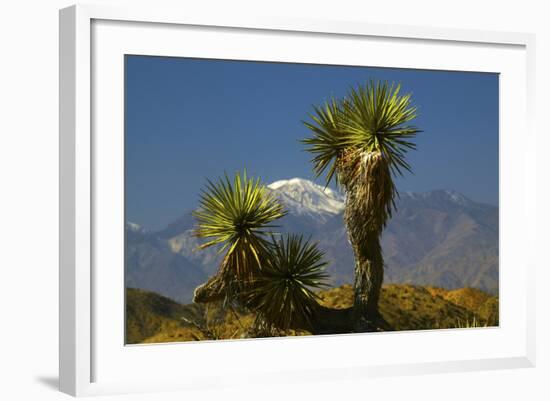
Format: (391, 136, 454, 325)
(126, 178, 498, 303)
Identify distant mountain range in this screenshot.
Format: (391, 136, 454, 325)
(126, 178, 498, 303)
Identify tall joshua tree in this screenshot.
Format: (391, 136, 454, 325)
(302, 81, 420, 330)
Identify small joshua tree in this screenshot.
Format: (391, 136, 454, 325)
(192, 171, 329, 334)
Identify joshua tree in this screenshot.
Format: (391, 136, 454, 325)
(193, 172, 329, 334)
(302, 81, 420, 330)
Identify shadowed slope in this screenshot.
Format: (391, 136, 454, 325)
(127, 284, 498, 343)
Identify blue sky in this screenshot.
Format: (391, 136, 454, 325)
(125, 55, 499, 230)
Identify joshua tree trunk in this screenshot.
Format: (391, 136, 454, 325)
(349, 232, 384, 329)
(342, 151, 394, 332)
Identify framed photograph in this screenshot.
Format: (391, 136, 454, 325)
(59, 4, 536, 397)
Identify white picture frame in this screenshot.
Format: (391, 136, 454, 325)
(59, 3, 536, 397)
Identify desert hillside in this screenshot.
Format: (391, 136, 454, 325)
(126, 284, 499, 344)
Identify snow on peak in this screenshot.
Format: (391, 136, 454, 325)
(400, 189, 473, 207)
(126, 221, 148, 233)
(267, 178, 345, 218)
(443, 190, 471, 206)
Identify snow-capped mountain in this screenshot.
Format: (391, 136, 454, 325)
(267, 178, 345, 221)
(126, 178, 499, 303)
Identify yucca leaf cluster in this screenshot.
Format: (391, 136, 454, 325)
(302, 80, 420, 188)
(246, 234, 329, 331)
(194, 172, 286, 280)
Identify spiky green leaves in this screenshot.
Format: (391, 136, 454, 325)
(302, 98, 349, 187)
(193, 172, 286, 280)
(193, 175, 329, 332)
(302, 80, 420, 187)
(246, 234, 329, 331)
